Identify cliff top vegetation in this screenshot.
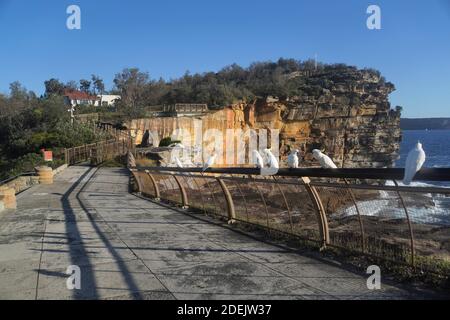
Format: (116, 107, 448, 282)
(110, 59, 389, 115)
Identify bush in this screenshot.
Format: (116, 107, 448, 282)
(159, 137, 181, 147)
(6, 153, 45, 177)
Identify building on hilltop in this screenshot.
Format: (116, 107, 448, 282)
(63, 90, 121, 107)
(63, 90, 99, 107)
(97, 94, 121, 107)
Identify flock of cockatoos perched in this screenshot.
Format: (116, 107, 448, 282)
(170, 142, 426, 185)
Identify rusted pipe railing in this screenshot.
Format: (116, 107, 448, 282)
(130, 170, 144, 194)
(301, 177, 330, 248)
(173, 175, 188, 209)
(217, 178, 236, 223)
(145, 171, 160, 200)
(134, 166, 450, 182)
(393, 180, 416, 267)
(133, 166, 450, 273)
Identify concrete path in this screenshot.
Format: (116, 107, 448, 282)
(0, 166, 442, 300)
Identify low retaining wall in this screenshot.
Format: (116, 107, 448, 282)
(0, 186, 17, 210)
(0, 177, 38, 213)
(0, 164, 68, 213)
(3, 176, 39, 194)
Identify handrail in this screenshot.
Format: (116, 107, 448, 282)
(132, 166, 450, 182)
(64, 136, 131, 166)
(135, 169, 450, 194)
(131, 165, 450, 275)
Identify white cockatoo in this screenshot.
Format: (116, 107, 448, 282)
(312, 149, 337, 169)
(263, 148, 279, 169)
(287, 149, 300, 169)
(174, 156, 184, 168)
(403, 141, 426, 185)
(202, 153, 217, 172)
(252, 150, 265, 168)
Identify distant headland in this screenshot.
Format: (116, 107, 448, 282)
(400, 118, 450, 130)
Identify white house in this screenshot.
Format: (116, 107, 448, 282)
(63, 91, 121, 107)
(96, 95, 121, 107)
(63, 90, 99, 107)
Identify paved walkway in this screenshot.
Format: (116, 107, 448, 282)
(0, 166, 442, 299)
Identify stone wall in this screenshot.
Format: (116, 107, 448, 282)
(126, 68, 401, 168)
(3, 176, 40, 194)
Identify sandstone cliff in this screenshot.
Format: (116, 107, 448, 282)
(127, 67, 401, 168)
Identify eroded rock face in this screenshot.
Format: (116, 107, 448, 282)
(127, 68, 401, 168)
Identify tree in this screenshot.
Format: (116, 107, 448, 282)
(9, 81, 28, 100)
(142, 78, 168, 106)
(65, 80, 78, 91)
(0, 93, 9, 116)
(79, 79, 91, 93)
(113, 68, 149, 109)
(91, 75, 105, 95)
(4, 81, 35, 115)
(44, 78, 65, 97)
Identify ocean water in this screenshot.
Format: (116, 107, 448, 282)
(396, 129, 450, 188)
(341, 130, 450, 225)
(396, 130, 450, 170)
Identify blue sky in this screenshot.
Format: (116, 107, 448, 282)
(0, 0, 449, 118)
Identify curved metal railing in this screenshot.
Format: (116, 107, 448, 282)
(130, 166, 450, 275)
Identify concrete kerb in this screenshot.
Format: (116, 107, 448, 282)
(53, 163, 68, 176)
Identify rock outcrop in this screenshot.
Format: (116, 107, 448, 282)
(127, 67, 402, 168)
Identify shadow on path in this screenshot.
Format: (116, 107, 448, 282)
(37, 166, 144, 299)
(75, 167, 144, 300)
(59, 166, 99, 299)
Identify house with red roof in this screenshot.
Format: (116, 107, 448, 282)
(63, 90, 100, 107)
(63, 90, 121, 108)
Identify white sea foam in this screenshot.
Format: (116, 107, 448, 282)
(341, 188, 450, 226)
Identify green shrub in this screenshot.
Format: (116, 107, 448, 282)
(159, 137, 181, 147)
(7, 153, 45, 177)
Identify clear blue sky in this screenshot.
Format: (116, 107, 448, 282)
(0, 0, 449, 118)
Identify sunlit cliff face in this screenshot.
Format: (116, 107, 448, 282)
(127, 69, 401, 168)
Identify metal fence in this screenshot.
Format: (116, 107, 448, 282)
(130, 166, 450, 275)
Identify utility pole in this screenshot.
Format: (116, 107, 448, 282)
(67, 105, 75, 125)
